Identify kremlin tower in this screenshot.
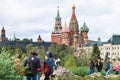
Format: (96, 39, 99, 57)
(37, 35, 42, 42)
(51, 5, 89, 49)
(0, 27, 8, 42)
(51, 6, 62, 44)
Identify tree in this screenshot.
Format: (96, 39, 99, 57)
(26, 44, 33, 55)
(64, 54, 77, 68)
(92, 44, 100, 62)
(22, 38, 31, 42)
(0, 48, 25, 79)
(105, 52, 109, 63)
(48, 43, 74, 66)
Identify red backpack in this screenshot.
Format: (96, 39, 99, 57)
(44, 62, 51, 75)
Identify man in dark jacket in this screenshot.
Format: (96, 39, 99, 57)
(96, 58, 103, 72)
(24, 51, 40, 80)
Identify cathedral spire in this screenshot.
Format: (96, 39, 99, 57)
(69, 4, 79, 45)
(14, 32, 16, 41)
(54, 6, 62, 32)
(56, 6, 60, 18)
(69, 4, 79, 32)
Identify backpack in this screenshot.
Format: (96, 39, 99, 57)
(25, 56, 40, 75)
(44, 61, 51, 75)
(37, 58, 42, 72)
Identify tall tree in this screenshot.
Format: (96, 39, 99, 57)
(92, 44, 100, 62)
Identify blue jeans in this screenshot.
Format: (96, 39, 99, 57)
(37, 72, 42, 80)
(98, 69, 102, 72)
(106, 69, 111, 76)
(89, 69, 94, 74)
(115, 71, 119, 75)
(37, 74, 40, 80)
(27, 75, 37, 80)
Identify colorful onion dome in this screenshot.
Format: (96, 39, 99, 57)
(81, 22, 89, 32)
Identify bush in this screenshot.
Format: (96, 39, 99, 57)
(55, 76, 83, 80)
(69, 66, 89, 77)
(0, 48, 25, 80)
(64, 54, 77, 68)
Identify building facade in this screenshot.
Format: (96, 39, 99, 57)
(83, 35, 120, 61)
(51, 5, 89, 49)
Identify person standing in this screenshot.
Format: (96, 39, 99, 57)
(54, 58, 60, 70)
(89, 59, 95, 74)
(96, 58, 103, 72)
(46, 50, 54, 74)
(24, 51, 40, 80)
(113, 62, 120, 75)
(106, 59, 112, 76)
(44, 55, 51, 80)
(36, 53, 43, 80)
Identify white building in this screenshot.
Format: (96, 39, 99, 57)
(83, 35, 120, 61)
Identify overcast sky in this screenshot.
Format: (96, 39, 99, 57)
(0, 0, 120, 42)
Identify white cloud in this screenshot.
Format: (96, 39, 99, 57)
(0, 0, 120, 42)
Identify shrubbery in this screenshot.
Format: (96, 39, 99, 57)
(0, 48, 25, 80)
(64, 54, 77, 68)
(69, 66, 89, 77)
(56, 75, 120, 80)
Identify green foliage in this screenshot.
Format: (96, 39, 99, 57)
(79, 50, 91, 66)
(55, 76, 83, 80)
(49, 43, 74, 66)
(105, 52, 109, 63)
(84, 76, 120, 80)
(92, 44, 100, 62)
(69, 66, 89, 77)
(64, 54, 77, 68)
(55, 75, 120, 80)
(22, 38, 31, 42)
(0, 48, 25, 80)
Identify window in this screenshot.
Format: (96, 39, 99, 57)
(112, 47, 114, 50)
(112, 53, 114, 55)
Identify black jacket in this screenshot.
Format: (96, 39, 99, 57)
(24, 55, 40, 75)
(96, 62, 103, 71)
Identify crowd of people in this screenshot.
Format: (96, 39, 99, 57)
(15, 51, 60, 80)
(15, 50, 120, 80)
(89, 58, 120, 76)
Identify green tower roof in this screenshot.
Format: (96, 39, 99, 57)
(81, 22, 89, 32)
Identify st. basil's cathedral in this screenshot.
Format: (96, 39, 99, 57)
(51, 5, 89, 49)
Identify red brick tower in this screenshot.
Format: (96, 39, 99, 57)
(61, 23, 70, 46)
(37, 35, 42, 43)
(51, 6, 62, 44)
(0, 27, 8, 42)
(69, 5, 79, 45)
